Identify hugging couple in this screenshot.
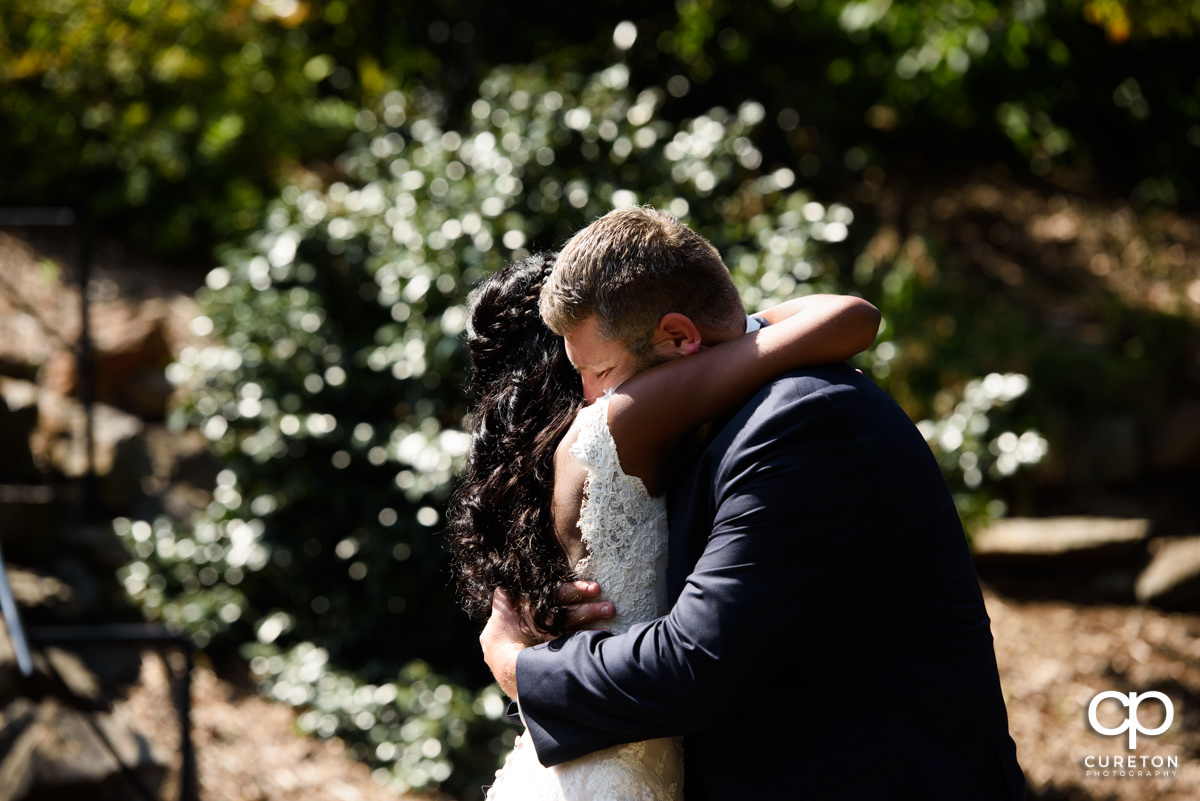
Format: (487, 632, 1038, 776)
(445, 207, 1025, 800)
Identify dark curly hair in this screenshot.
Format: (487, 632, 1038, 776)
(445, 252, 583, 634)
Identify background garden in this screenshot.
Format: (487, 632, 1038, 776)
(3, 0, 1199, 798)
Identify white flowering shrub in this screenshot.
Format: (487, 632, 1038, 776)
(916, 372, 1049, 532)
(247, 643, 512, 795)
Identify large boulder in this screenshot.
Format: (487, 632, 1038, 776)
(972, 516, 1153, 603)
(42, 300, 177, 423)
(1148, 402, 1200, 474)
(972, 516, 1151, 564)
(0, 379, 40, 483)
(1135, 537, 1200, 610)
(0, 485, 57, 565)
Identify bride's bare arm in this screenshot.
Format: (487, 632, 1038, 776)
(609, 294, 880, 492)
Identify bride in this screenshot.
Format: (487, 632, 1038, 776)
(445, 251, 879, 799)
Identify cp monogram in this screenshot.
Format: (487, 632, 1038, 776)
(1087, 691, 1174, 749)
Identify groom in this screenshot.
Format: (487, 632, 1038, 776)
(481, 207, 1025, 799)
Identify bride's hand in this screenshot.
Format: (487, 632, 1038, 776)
(555, 580, 615, 633)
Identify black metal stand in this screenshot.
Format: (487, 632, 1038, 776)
(28, 623, 198, 801)
(0, 556, 197, 801)
(0, 206, 98, 519)
(0, 209, 196, 799)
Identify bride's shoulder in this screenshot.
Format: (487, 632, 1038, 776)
(571, 392, 617, 441)
(555, 410, 587, 464)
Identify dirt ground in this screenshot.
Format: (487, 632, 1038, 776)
(112, 652, 434, 801)
(986, 588, 1200, 801)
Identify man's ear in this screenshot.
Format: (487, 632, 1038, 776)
(652, 312, 703, 358)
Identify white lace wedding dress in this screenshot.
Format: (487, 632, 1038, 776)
(484, 393, 684, 800)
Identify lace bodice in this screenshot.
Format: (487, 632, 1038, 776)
(484, 394, 682, 801)
(569, 393, 670, 633)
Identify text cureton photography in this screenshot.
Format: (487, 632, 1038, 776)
(1083, 691, 1180, 780)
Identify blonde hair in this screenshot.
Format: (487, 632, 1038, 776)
(540, 207, 743, 361)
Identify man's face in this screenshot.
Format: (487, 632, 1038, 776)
(563, 316, 644, 403)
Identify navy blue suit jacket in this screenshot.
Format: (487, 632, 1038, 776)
(516, 364, 1025, 799)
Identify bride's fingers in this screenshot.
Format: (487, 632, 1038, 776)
(518, 606, 548, 643)
(562, 600, 615, 632)
(554, 580, 602, 605)
(491, 587, 520, 614)
(487, 589, 541, 646)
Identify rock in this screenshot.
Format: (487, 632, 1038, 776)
(45, 300, 177, 422)
(34, 395, 144, 482)
(0, 696, 168, 801)
(0, 379, 41, 483)
(0, 624, 23, 702)
(1149, 401, 1200, 473)
(100, 429, 153, 513)
(972, 516, 1151, 565)
(4, 566, 76, 618)
(1135, 537, 1200, 609)
(60, 524, 133, 574)
(0, 697, 38, 767)
(1073, 417, 1142, 485)
(0, 485, 58, 564)
(38, 646, 102, 704)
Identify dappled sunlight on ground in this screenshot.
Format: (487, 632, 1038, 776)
(987, 588, 1200, 800)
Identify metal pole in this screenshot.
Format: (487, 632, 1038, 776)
(179, 645, 197, 801)
(0, 541, 35, 677)
(77, 212, 98, 519)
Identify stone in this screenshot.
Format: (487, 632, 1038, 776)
(39, 646, 102, 704)
(4, 566, 76, 617)
(0, 485, 57, 564)
(1149, 401, 1200, 473)
(1135, 537, 1200, 609)
(45, 300, 177, 422)
(34, 395, 144, 481)
(0, 379, 41, 483)
(972, 516, 1151, 565)
(1072, 417, 1142, 486)
(0, 698, 38, 768)
(60, 524, 134, 573)
(0, 696, 168, 801)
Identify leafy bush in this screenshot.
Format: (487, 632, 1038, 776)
(914, 372, 1048, 533)
(10, 1, 1200, 256)
(113, 61, 905, 795)
(0, 0, 363, 250)
(248, 643, 513, 795)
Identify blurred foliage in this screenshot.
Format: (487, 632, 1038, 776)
(248, 644, 513, 794)
(11, 0, 1183, 797)
(0, 0, 356, 250)
(6, 0, 1200, 253)
(116, 63, 897, 796)
(914, 372, 1048, 532)
(628, 0, 1200, 208)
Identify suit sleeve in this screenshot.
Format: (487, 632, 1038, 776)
(516, 376, 906, 765)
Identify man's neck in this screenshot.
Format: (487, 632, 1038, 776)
(696, 318, 746, 348)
